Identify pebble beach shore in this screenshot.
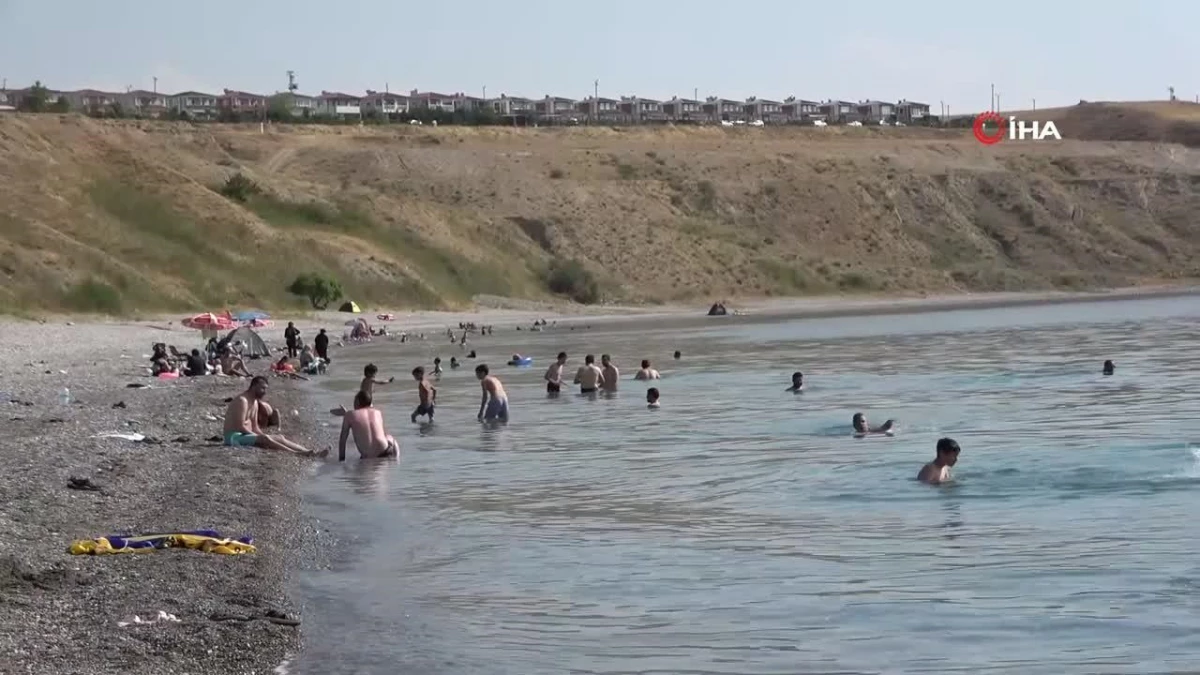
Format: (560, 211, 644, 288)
(0, 320, 326, 675)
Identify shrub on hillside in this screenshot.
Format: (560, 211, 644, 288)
(545, 258, 600, 304)
(219, 172, 261, 202)
(287, 272, 344, 309)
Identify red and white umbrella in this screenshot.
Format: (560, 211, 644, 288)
(182, 312, 235, 331)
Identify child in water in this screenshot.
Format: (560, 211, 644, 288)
(786, 372, 804, 392)
(918, 438, 961, 484)
(646, 388, 661, 409)
(411, 366, 437, 423)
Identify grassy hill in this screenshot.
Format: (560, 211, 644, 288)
(3, 103, 1200, 314)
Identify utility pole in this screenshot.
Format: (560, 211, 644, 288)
(592, 78, 598, 124)
(940, 100, 944, 117)
(1032, 98, 1036, 110)
(694, 87, 698, 101)
(482, 85, 487, 100)
(990, 83, 994, 112)
(995, 93, 1000, 112)
(152, 76, 157, 93)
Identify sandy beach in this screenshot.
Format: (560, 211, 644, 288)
(1, 283, 1197, 674)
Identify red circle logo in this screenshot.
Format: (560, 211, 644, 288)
(973, 112, 1007, 145)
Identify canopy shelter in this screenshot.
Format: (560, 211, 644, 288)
(222, 326, 271, 359)
(338, 301, 362, 313)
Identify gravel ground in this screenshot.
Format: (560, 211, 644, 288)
(0, 319, 328, 675)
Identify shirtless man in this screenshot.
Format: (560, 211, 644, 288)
(918, 438, 961, 484)
(219, 347, 252, 378)
(411, 366, 437, 423)
(545, 352, 568, 395)
(475, 364, 509, 423)
(634, 359, 660, 381)
(1102, 359, 1115, 376)
(600, 354, 619, 392)
(852, 412, 895, 437)
(786, 371, 804, 392)
(338, 390, 399, 461)
(574, 354, 604, 394)
(223, 377, 326, 457)
(646, 387, 661, 408)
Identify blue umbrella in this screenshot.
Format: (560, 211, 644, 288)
(234, 310, 270, 322)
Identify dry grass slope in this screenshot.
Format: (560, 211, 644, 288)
(3, 106, 1200, 314)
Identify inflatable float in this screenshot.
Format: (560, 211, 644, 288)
(377, 313, 394, 321)
(508, 355, 534, 367)
(157, 371, 180, 380)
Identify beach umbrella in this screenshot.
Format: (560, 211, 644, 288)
(234, 310, 271, 322)
(182, 313, 235, 331)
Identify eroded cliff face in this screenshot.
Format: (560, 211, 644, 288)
(2, 112, 1199, 313)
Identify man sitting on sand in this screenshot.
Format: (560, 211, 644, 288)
(574, 354, 604, 394)
(184, 349, 208, 377)
(918, 438, 961, 484)
(634, 359, 660, 381)
(338, 390, 399, 461)
(852, 412, 895, 437)
(476, 364, 509, 423)
(223, 376, 327, 457)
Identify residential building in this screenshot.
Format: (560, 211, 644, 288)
(361, 90, 410, 116)
(281, 92, 320, 117)
(619, 96, 664, 123)
(744, 96, 784, 123)
(0, 89, 11, 111)
(489, 94, 535, 116)
(318, 91, 361, 117)
(703, 97, 744, 122)
(409, 90, 455, 113)
(65, 89, 121, 112)
(453, 93, 484, 112)
(577, 96, 621, 122)
(857, 99, 895, 123)
(781, 96, 820, 123)
(535, 96, 576, 120)
(169, 91, 219, 118)
(818, 99, 859, 123)
(661, 96, 704, 122)
(123, 90, 169, 117)
(896, 99, 931, 124)
(220, 89, 267, 116)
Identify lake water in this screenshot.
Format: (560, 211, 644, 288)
(293, 295, 1200, 674)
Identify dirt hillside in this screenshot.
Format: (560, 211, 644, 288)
(3, 105, 1200, 314)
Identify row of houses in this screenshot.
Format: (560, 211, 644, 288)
(0, 85, 932, 124)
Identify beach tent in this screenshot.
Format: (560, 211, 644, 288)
(233, 309, 270, 323)
(338, 301, 362, 313)
(223, 326, 271, 358)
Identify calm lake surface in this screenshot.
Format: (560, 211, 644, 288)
(293, 295, 1200, 675)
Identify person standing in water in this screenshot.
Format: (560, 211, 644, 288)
(432, 357, 443, 379)
(646, 387, 661, 408)
(918, 438, 961, 484)
(314, 328, 330, 363)
(545, 352, 568, 394)
(411, 366, 437, 423)
(634, 359, 660, 380)
(786, 372, 804, 392)
(673, 350, 681, 360)
(600, 354, 620, 392)
(574, 354, 604, 394)
(1103, 360, 1115, 375)
(476, 364, 509, 423)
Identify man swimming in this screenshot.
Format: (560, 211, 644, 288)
(786, 371, 804, 392)
(338, 390, 399, 461)
(852, 412, 895, 436)
(223, 376, 326, 457)
(917, 438, 961, 484)
(411, 366, 437, 423)
(673, 350, 681, 360)
(476, 364, 509, 423)
(600, 354, 619, 392)
(634, 359, 660, 380)
(646, 387, 661, 408)
(1103, 359, 1115, 375)
(545, 352, 568, 394)
(574, 354, 604, 394)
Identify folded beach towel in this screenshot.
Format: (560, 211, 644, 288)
(68, 529, 255, 556)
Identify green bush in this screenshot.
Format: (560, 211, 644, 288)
(287, 272, 344, 309)
(219, 173, 261, 202)
(62, 279, 123, 313)
(545, 258, 600, 304)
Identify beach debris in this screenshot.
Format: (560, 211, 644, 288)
(45, 418, 64, 424)
(209, 609, 300, 627)
(204, 413, 218, 421)
(117, 610, 180, 628)
(206, 435, 223, 443)
(112, 401, 127, 409)
(172, 436, 190, 444)
(67, 477, 103, 493)
(68, 530, 256, 556)
(95, 432, 146, 442)
(125, 383, 150, 389)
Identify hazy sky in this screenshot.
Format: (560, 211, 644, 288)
(0, 0, 1190, 112)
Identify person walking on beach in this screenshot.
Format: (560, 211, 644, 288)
(574, 354, 604, 394)
(545, 352, 568, 394)
(223, 376, 327, 457)
(634, 359, 660, 381)
(918, 438, 961, 484)
(411, 366, 437, 423)
(284, 322, 301, 358)
(600, 354, 619, 392)
(338, 390, 399, 461)
(314, 328, 330, 362)
(476, 364, 509, 423)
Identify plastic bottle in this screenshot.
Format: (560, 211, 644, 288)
(60, 387, 71, 405)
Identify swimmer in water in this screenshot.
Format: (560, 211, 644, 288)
(450, 356, 460, 369)
(786, 371, 804, 392)
(853, 412, 895, 436)
(917, 437, 961, 484)
(646, 387, 660, 408)
(432, 357, 443, 378)
(1103, 359, 1115, 376)
(673, 350, 681, 360)
(634, 359, 660, 381)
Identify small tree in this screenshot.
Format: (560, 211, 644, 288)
(287, 273, 344, 309)
(545, 258, 600, 304)
(219, 172, 261, 202)
(19, 81, 49, 112)
(50, 96, 70, 113)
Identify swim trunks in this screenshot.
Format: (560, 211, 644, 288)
(414, 402, 435, 418)
(379, 437, 399, 457)
(223, 431, 258, 447)
(546, 381, 561, 393)
(483, 397, 509, 422)
(580, 387, 597, 394)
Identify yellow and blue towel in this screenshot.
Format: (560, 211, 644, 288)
(68, 529, 255, 556)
